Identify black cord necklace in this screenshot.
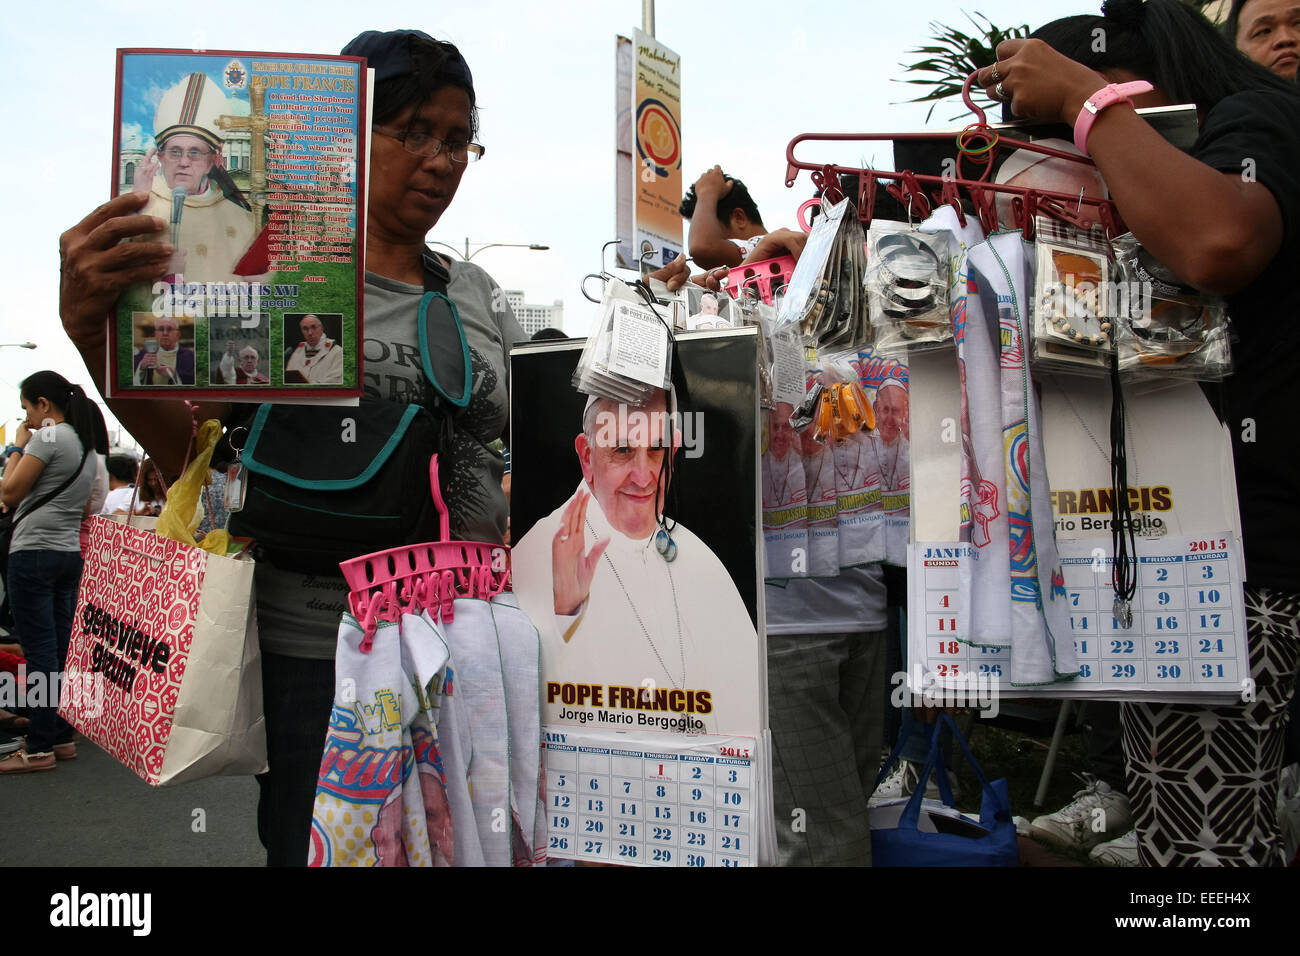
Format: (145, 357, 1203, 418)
(631, 279, 680, 562)
(1109, 352, 1137, 627)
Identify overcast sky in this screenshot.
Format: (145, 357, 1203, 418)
(0, 0, 1095, 445)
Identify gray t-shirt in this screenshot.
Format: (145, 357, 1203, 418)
(257, 260, 525, 659)
(11, 423, 95, 554)
(764, 563, 888, 636)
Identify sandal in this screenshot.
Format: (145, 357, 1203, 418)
(0, 749, 55, 773)
(53, 742, 77, 761)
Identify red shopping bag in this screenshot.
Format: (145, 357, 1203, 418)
(58, 516, 265, 786)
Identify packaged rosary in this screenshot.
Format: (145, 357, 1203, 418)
(1030, 216, 1116, 376)
(1110, 233, 1233, 382)
(866, 220, 951, 354)
(778, 197, 871, 352)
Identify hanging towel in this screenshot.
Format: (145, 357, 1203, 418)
(968, 233, 1077, 685)
(309, 612, 454, 867)
(924, 208, 1009, 648)
(488, 592, 547, 866)
(432, 600, 512, 866)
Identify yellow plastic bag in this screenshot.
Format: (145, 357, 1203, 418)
(156, 419, 229, 556)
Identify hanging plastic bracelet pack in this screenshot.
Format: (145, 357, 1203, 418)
(867, 220, 951, 354)
(1110, 232, 1233, 382)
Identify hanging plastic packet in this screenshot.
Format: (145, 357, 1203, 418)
(822, 350, 886, 568)
(778, 197, 871, 351)
(572, 278, 672, 404)
(822, 213, 871, 352)
(643, 273, 690, 332)
(799, 360, 840, 578)
(867, 220, 951, 354)
(1030, 216, 1116, 376)
(683, 285, 735, 331)
(779, 197, 844, 333)
(849, 346, 911, 567)
(767, 288, 810, 411)
(1110, 233, 1233, 382)
(734, 292, 778, 408)
(761, 401, 809, 579)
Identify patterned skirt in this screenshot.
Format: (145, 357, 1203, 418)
(1121, 586, 1300, 865)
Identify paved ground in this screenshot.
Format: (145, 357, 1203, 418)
(1, 734, 264, 867)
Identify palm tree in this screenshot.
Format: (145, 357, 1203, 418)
(897, 11, 1029, 122)
(899, 4, 1227, 122)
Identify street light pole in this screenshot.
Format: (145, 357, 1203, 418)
(425, 239, 550, 263)
(0, 343, 37, 349)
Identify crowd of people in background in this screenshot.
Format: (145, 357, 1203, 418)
(0, 397, 240, 770)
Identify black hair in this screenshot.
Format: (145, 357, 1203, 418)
(530, 327, 568, 341)
(1224, 0, 1286, 45)
(1226, 0, 1251, 41)
(679, 172, 765, 228)
(19, 370, 109, 456)
(372, 34, 479, 137)
(1032, 0, 1298, 111)
(106, 454, 137, 485)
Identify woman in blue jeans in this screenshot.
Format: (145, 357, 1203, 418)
(0, 370, 108, 773)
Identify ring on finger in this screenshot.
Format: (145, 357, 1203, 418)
(560, 533, 570, 542)
(995, 81, 1008, 101)
(990, 65, 1002, 83)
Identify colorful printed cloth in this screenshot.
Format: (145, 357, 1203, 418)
(309, 612, 453, 867)
(968, 232, 1076, 685)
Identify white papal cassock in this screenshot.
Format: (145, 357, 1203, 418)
(513, 483, 761, 737)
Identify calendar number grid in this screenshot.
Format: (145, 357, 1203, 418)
(910, 535, 1247, 697)
(544, 731, 757, 867)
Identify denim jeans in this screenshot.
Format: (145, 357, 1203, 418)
(7, 549, 83, 753)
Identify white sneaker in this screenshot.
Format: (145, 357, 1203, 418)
(1030, 774, 1132, 850)
(871, 760, 961, 805)
(1090, 828, 1139, 866)
(870, 760, 920, 805)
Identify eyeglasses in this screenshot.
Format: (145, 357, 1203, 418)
(374, 126, 485, 164)
(161, 146, 216, 162)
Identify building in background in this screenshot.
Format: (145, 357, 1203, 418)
(505, 290, 564, 338)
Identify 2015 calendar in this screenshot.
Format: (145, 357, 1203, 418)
(907, 532, 1248, 702)
(542, 727, 760, 867)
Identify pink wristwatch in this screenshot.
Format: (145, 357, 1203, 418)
(1073, 81, 1154, 155)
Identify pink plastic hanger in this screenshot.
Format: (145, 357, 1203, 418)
(720, 254, 797, 304)
(339, 455, 511, 651)
(782, 72, 1124, 240)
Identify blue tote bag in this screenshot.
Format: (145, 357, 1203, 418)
(871, 714, 1019, 867)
